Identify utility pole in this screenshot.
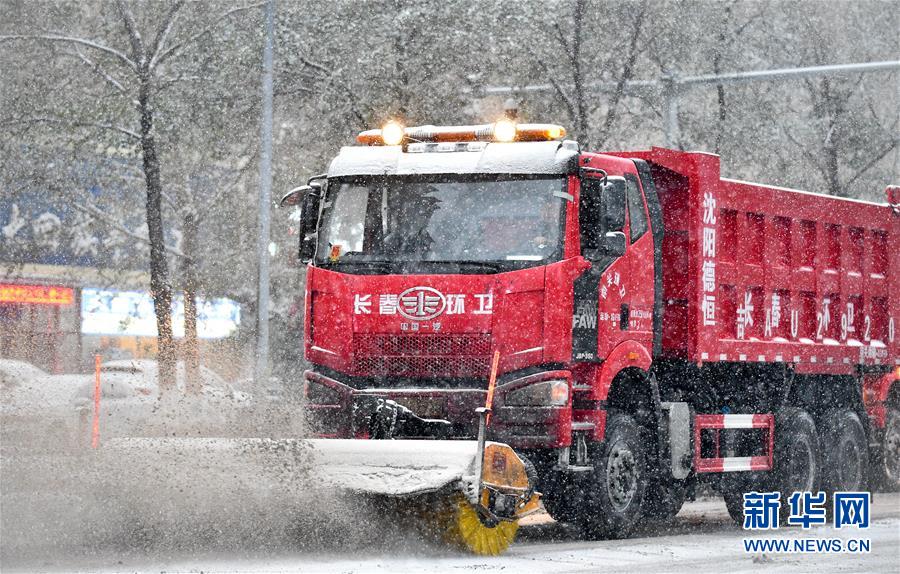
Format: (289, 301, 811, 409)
(254, 0, 275, 386)
(661, 73, 680, 148)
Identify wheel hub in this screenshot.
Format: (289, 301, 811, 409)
(606, 442, 637, 511)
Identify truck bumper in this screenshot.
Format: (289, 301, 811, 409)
(303, 369, 574, 448)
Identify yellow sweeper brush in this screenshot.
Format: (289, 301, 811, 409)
(304, 410, 540, 555)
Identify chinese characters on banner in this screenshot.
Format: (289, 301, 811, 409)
(701, 192, 717, 327)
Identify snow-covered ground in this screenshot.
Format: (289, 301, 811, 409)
(154, 513, 899, 574)
(3, 439, 897, 574)
(2, 377, 897, 574)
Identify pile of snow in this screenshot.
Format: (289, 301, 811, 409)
(0, 359, 83, 414)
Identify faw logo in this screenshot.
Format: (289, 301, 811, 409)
(398, 286, 446, 320)
(353, 288, 494, 319)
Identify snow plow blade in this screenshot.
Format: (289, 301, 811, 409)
(103, 436, 539, 555)
(307, 438, 482, 495)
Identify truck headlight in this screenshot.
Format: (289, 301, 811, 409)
(503, 379, 569, 407)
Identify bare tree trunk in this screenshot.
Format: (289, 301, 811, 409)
(182, 211, 201, 395)
(824, 132, 843, 196)
(138, 74, 177, 392)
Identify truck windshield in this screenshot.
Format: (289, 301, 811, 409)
(315, 175, 567, 272)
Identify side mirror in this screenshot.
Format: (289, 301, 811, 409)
(280, 186, 308, 207)
(295, 182, 324, 262)
(580, 175, 627, 258)
(600, 177, 626, 233)
(887, 185, 900, 208)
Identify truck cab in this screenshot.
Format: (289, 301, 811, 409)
(291, 126, 659, 447)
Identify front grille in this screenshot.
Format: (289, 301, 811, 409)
(353, 333, 491, 377)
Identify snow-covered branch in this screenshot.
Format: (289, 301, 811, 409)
(153, 2, 266, 68)
(0, 34, 136, 71)
(3, 116, 140, 140)
(115, 0, 145, 66)
(148, 1, 185, 68)
(68, 47, 129, 95)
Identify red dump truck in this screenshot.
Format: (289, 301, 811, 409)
(283, 121, 898, 552)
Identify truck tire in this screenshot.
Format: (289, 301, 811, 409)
(722, 473, 761, 526)
(722, 408, 820, 526)
(819, 409, 868, 493)
(774, 408, 820, 515)
(573, 411, 648, 539)
(872, 405, 900, 491)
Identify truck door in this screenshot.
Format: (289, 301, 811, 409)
(572, 176, 629, 361)
(622, 174, 655, 348)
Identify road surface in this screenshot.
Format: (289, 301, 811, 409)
(4, 452, 897, 574)
(2, 428, 898, 574)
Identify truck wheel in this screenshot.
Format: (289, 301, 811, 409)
(722, 473, 760, 526)
(872, 405, 900, 491)
(774, 408, 820, 515)
(574, 411, 648, 539)
(819, 409, 868, 493)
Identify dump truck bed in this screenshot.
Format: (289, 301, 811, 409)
(619, 147, 898, 374)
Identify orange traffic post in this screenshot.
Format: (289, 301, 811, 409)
(91, 353, 101, 449)
(485, 350, 500, 425)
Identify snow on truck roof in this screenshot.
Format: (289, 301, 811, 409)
(327, 140, 580, 178)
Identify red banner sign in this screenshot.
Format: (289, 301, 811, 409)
(0, 284, 75, 306)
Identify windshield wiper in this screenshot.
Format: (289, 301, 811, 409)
(319, 259, 509, 275)
(319, 259, 394, 273)
(420, 260, 504, 273)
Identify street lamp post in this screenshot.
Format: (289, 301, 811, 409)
(254, 0, 275, 386)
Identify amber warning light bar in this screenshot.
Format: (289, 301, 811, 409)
(357, 120, 566, 146)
